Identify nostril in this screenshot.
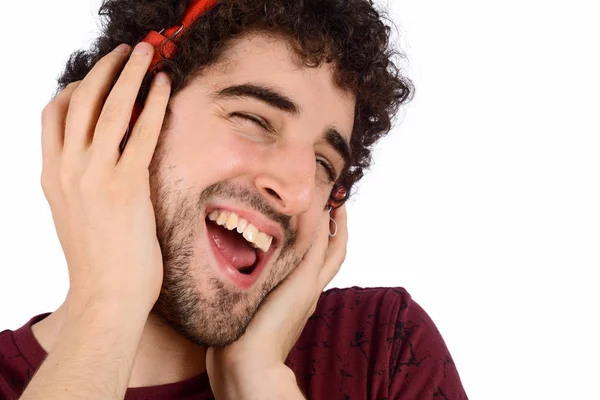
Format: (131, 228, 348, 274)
(265, 188, 281, 200)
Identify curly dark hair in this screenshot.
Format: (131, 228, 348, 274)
(57, 0, 414, 206)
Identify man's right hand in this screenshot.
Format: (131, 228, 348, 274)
(40, 42, 171, 317)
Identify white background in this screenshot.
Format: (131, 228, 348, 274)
(1, 1, 599, 399)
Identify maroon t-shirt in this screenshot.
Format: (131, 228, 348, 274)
(0, 287, 467, 399)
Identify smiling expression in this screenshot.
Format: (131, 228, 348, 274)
(147, 32, 355, 346)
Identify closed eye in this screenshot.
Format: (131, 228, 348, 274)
(230, 112, 274, 132)
(317, 157, 337, 183)
(231, 112, 338, 183)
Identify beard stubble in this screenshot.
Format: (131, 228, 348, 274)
(147, 141, 301, 347)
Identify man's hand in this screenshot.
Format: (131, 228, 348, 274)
(40, 42, 170, 316)
(21, 42, 171, 400)
(206, 205, 348, 399)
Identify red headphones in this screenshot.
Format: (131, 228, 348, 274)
(328, 185, 348, 209)
(125, 0, 219, 134)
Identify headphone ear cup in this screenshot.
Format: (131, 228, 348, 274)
(333, 185, 347, 200)
(327, 199, 343, 209)
(327, 185, 348, 209)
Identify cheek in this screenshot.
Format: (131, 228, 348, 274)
(164, 122, 261, 185)
(295, 208, 326, 245)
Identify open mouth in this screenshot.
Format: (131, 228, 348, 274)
(209, 209, 274, 251)
(205, 208, 278, 289)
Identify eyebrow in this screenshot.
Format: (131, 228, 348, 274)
(324, 127, 351, 172)
(214, 83, 352, 172)
(215, 84, 300, 115)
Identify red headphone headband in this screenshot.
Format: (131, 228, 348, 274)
(142, 0, 219, 71)
(124, 0, 218, 143)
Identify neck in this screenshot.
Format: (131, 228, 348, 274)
(31, 297, 207, 388)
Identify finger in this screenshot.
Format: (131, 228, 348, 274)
(90, 42, 155, 168)
(302, 210, 332, 273)
(280, 208, 342, 295)
(118, 72, 171, 170)
(318, 205, 348, 290)
(62, 44, 131, 157)
(41, 81, 81, 163)
(250, 212, 330, 316)
(276, 210, 330, 288)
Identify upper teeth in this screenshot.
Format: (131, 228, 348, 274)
(208, 209, 274, 252)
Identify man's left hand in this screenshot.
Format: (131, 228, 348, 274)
(206, 205, 348, 399)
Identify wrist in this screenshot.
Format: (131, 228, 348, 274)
(22, 296, 149, 400)
(63, 293, 150, 337)
(210, 363, 303, 400)
(66, 289, 151, 321)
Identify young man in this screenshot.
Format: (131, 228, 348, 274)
(0, 0, 467, 398)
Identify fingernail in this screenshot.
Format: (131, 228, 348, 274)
(133, 42, 152, 56)
(154, 72, 170, 86)
(114, 43, 130, 53)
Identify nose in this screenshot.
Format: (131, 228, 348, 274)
(254, 145, 316, 216)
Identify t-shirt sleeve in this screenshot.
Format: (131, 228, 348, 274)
(387, 293, 468, 399)
(0, 329, 30, 400)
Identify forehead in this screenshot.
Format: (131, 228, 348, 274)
(195, 32, 356, 140)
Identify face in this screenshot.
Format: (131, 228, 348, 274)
(148, 32, 355, 346)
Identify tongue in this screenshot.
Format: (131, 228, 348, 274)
(206, 220, 257, 270)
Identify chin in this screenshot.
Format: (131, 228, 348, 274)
(150, 239, 298, 347)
